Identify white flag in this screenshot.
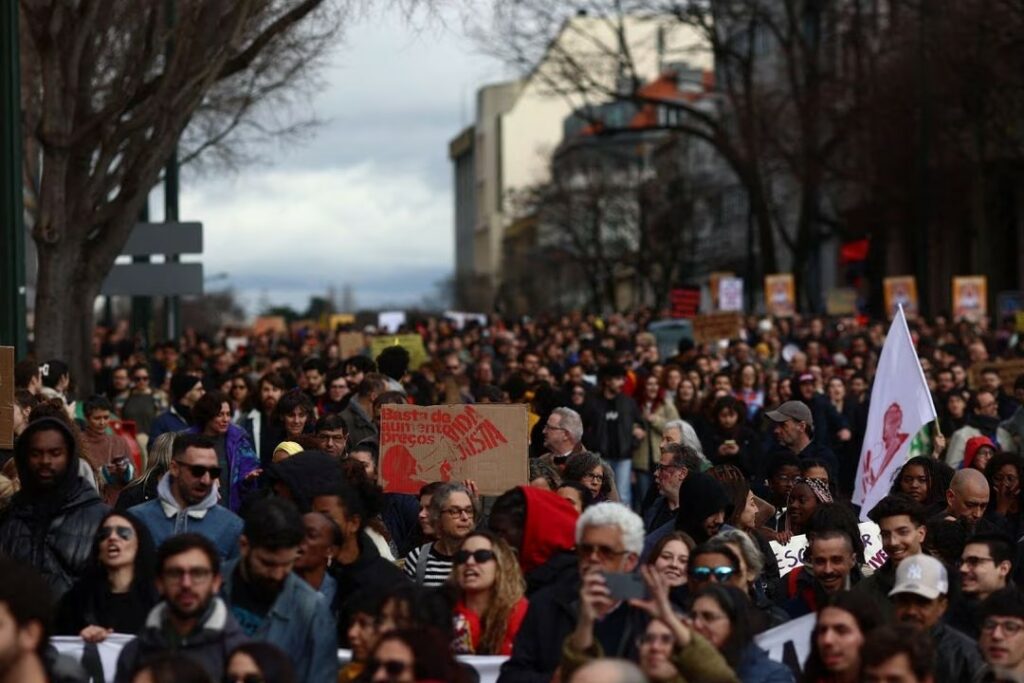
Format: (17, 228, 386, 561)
(853, 305, 937, 519)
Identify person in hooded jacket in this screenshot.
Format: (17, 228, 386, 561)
(488, 485, 580, 596)
(129, 433, 243, 561)
(0, 417, 109, 599)
(643, 472, 730, 561)
(310, 481, 407, 646)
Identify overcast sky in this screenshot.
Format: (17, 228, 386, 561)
(179, 5, 508, 315)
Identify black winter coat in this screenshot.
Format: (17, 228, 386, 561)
(497, 583, 646, 683)
(0, 418, 109, 599)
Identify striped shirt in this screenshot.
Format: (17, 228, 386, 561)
(403, 543, 454, 587)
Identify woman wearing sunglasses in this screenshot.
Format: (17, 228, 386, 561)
(450, 531, 529, 656)
(224, 642, 296, 683)
(366, 628, 471, 683)
(56, 511, 158, 641)
(690, 584, 794, 683)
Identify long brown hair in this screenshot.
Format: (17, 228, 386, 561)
(451, 530, 525, 654)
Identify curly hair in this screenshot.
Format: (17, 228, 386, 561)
(451, 531, 525, 655)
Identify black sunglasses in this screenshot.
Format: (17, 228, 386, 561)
(366, 659, 409, 677)
(454, 549, 496, 565)
(97, 525, 135, 541)
(175, 461, 222, 480)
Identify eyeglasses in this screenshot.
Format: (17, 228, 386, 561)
(960, 555, 995, 569)
(994, 474, 1020, 486)
(543, 424, 568, 432)
(455, 549, 496, 565)
(443, 506, 475, 519)
(690, 566, 736, 582)
(582, 472, 605, 483)
(161, 567, 214, 583)
(983, 618, 1024, 635)
(224, 675, 263, 683)
(174, 460, 223, 480)
(366, 659, 411, 677)
(637, 632, 674, 647)
(576, 543, 629, 561)
(97, 525, 135, 541)
(653, 463, 680, 474)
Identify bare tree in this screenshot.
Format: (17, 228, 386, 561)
(17, 0, 422, 393)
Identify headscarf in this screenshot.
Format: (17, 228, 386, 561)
(790, 476, 833, 505)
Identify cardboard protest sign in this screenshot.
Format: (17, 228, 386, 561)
(764, 274, 796, 318)
(883, 276, 918, 319)
(968, 359, 1024, 393)
(0, 348, 13, 449)
(337, 332, 365, 360)
(718, 277, 744, 312)
(692, 312, 743, 344)
(252, 316, 287, 336)
(370, 335, 428, 371)
(755, 613, 815, 675)
(825, 288, 858, 316)
(378, 404, 528, 496)
(952, 275, 987, 322)
(769, 522, 886, 577)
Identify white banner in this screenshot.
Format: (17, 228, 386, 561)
(852, 305, 937, 519)
(53, 637, 508, 683)
(769, 522, 886, 577)
(755, 612, 815, 675)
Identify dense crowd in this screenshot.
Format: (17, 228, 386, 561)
(1, 309, 1024, 683)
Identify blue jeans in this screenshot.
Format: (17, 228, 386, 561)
(610, 458, 632, 508)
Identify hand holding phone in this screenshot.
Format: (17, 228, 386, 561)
(601, 571, 647, 601)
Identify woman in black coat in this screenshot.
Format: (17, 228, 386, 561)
(56, 509, 158, 639)
(704, 395, 763, 480)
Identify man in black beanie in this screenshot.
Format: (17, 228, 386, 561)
(149, 374, 205, 441)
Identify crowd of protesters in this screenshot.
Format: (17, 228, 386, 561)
(0, 308, 1023, 683)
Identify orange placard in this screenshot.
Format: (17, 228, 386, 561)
(952, 276, 988, 322)
(764, 274, 796, 318)
(883, 276, 918, 319)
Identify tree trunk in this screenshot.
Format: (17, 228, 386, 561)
(34, 241, 102, 397)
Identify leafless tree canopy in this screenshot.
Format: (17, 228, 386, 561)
(478, 0, 1024, 314)
(17, 0, 425, 393)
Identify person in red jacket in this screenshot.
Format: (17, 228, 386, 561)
(451, 530, 528, 655)
(488, 486, 580, 595)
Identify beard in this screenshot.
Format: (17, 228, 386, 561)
(168, 591, 212, 621)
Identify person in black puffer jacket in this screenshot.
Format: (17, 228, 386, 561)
(0, 417, 109, 599)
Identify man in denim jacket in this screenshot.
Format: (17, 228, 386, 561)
(221, 497, 337, 683)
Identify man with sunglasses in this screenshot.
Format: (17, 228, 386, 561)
(501, 502, 649, 682)
(114, 534, 248, 683)
(686, 542, 746, 593)
(130, 433, 244, 561)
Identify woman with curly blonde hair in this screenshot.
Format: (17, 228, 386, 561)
(450, 530, 529, 655)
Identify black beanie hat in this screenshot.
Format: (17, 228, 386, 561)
(170, 374, 201, 403)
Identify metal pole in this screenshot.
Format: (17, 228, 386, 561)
(164, 0, 180, 344)
(165, 148, 179, 343)
(0, 2, 27, 357)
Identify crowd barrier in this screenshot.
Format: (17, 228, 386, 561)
(52, 636, 508, 683)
